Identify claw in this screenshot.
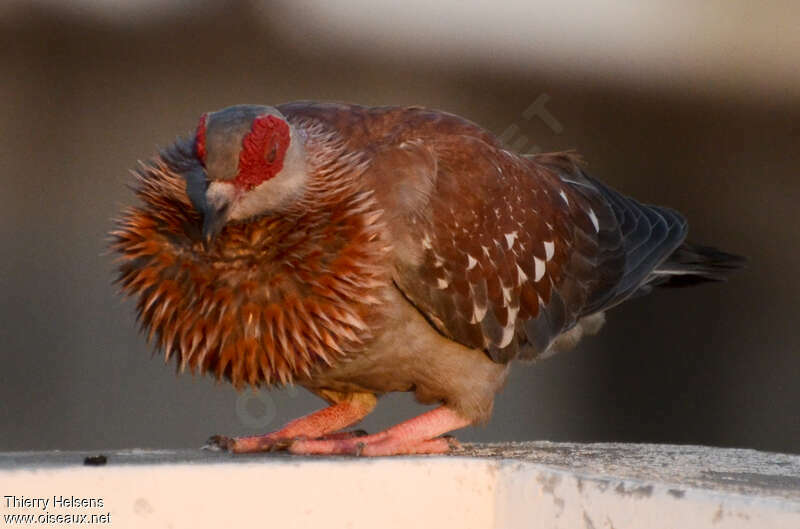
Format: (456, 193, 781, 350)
(442, 435, 462, 452)
(202, 435, 232, 452)
(354, 442, 366, 457)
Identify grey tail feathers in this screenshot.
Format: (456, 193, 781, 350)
(651, 241, 747, 288)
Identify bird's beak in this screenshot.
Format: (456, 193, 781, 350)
(182, 164, 225, 248)
(202, 205, 227, 247)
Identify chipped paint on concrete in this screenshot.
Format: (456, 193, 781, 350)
(495, 462, 800, 529)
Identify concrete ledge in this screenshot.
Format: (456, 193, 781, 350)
(1, 442, 798, 528)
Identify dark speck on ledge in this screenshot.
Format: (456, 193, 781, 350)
(83, 454, 107, 466)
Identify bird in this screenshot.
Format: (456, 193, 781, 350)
(111, 102, 744, 456)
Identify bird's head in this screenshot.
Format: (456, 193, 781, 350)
(181, 104, 307, 243)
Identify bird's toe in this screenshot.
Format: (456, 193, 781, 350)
(359, 437, 456, 456)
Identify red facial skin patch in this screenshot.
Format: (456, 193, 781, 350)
(195, 113, 208, 164)
(235, 115, 291, 190)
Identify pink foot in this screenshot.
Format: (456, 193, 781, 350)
(289, 407, 469, 456)
(205, 393, 376, 453)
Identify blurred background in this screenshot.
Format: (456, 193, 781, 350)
(1, 0, 798, 454)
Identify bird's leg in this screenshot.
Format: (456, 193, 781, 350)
(207, 391, 377, 453)
(289, 405, 470, 456)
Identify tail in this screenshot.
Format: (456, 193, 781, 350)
(533, 152, 746, 308)
(650, 241, 746, 287)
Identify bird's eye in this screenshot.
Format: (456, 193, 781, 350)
(266, 142, 277, 164)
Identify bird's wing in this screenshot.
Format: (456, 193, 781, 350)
(539, 156, 688, 312)
(387, 139, 686, 363)
(277, 102, 688, 363)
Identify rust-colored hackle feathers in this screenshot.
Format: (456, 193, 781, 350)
(111, 121, 391, 388)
